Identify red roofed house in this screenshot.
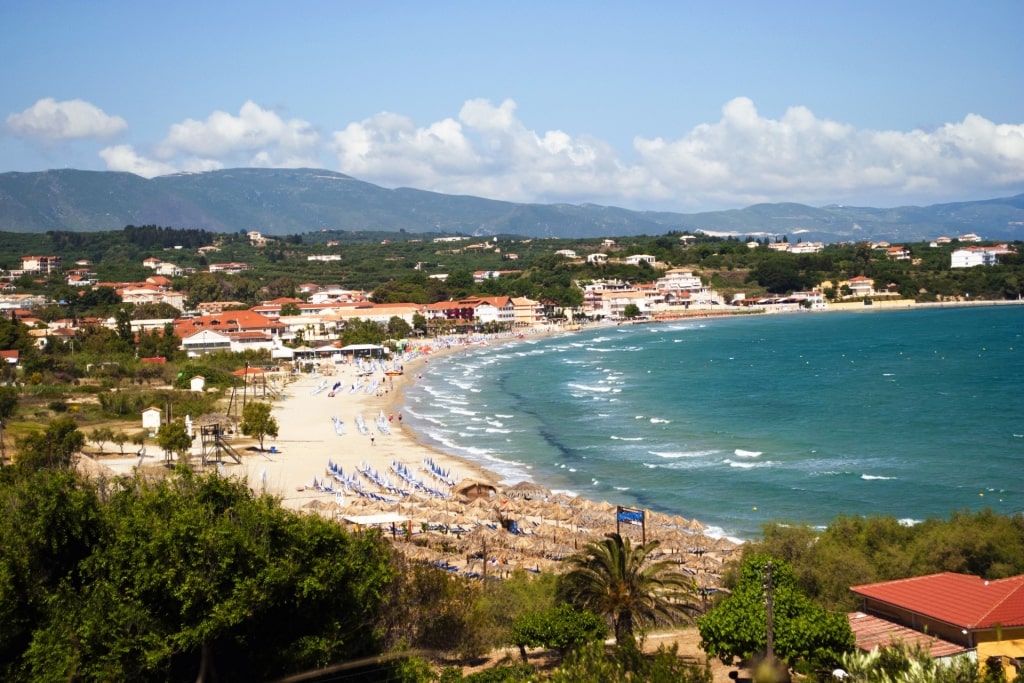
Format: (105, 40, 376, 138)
(850, 573, 1024, 676)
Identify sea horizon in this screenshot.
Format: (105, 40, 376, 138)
(402, 306, 1024, 541)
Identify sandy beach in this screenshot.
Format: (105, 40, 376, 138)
(80, 329, 745, 581)
(240, 344, 500, 511)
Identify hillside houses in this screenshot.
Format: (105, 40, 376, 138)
(580, 269, 725, 317)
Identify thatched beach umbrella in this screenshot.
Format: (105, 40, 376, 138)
(503, 481, 552, 500)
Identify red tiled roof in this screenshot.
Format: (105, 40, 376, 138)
(847, 612, 969, 658)
(851, 573, 1024, 629)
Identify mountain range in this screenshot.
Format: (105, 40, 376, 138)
(1, 167, 1022, 243)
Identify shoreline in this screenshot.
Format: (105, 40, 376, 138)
(79, 298, 1021, 578)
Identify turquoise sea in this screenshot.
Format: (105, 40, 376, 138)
(402, 306, 1024, 540)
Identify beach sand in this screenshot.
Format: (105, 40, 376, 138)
(237, 346, 499, 511)
(84, 334, 738, 581)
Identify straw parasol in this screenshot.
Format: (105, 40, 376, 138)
(502, 481, 552, 500)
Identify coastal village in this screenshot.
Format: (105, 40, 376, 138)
(2, 232, 1024, 682)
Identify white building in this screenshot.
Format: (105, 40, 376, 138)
(623, 254, 656, 266)
(951, 247, 1006, 268)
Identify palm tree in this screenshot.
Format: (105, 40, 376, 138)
(558, 532, 699, 645)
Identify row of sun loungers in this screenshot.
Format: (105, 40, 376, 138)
(422, 457, 460, 486)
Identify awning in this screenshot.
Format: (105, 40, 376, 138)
(341, 513, 409, 526)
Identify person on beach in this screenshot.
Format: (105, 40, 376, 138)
(371, 435, 375, 446)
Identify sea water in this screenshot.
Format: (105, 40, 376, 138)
(402, 306, 1024, 540)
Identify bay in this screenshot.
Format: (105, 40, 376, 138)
(402, 306, 1024, 540)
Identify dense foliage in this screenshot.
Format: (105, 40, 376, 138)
(741, 511, 1024, 611)
(698, 554, 854, 669)
(0, 463, 398, 682)
(3, 227, 1022, 314)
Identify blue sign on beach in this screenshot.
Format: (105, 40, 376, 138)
(617, 507, 643, 524)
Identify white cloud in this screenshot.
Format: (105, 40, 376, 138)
(87, 96, 1024, 207)
(632, 97, 1024, 208)
(99, 145, 177, 178)
(5, 98, 127, 142)
(329, 98, 642, 205)
(156, 101, 319, 167)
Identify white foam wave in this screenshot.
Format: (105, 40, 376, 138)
(726, 459, 773, 469)
(649, 449, 718, 458)
(734, 449, 762, 457)
(861, 474, 896, 480)
(649, 417, 671, 424)
(610, 435, 644, 441)
(568, 382, 613, 393)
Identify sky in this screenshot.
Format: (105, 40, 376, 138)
(2, 1, 1023, 213)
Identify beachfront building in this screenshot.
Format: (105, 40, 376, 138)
(511, 296, 545, 327)
(580, 280, 634, 317)
(649, 268, 725, 311)
(600, 290, 650, 318)
(849, 573, 1024, 678)
(422, 296, 516, 328)
(174, 310, 285, 348)
(843, 276, 876, 298)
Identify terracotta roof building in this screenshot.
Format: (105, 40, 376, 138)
(850, 573, 1024, 673)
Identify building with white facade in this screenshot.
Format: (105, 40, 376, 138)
(951, 245, 1013, 268)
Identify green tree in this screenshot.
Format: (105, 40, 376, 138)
(0, 385, 19, 422)
(698, 554, 854, 670)
(279, 302, 301, 316)
(0, 468, 102, 679)
(340, 317, 386, 346)
(622, 303, 641, 319)
(387, 315, 413, 339)
(22, 470, 397, 682)
(155, 419, 192, 463)
(558, 533, 698, 647)
(445, 269, 475, 299)
(114, 307, 133, 343)
(15, 417, 85, 471)
(111, 430, 129, 455)
(511, 603, 608, 663)
(412, 312, 428, 335)
(88, 426, 114, 454)
(240, 401, 278, 451)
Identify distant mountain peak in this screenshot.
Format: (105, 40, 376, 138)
(0, 168, 1021, 242)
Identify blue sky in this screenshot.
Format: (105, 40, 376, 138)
(2, 1, 1022, 212)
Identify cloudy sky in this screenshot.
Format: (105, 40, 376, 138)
(2, 1, 1022, 212)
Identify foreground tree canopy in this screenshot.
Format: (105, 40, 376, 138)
(698, 554, 854, 669)
(0, 466, 396, 682)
